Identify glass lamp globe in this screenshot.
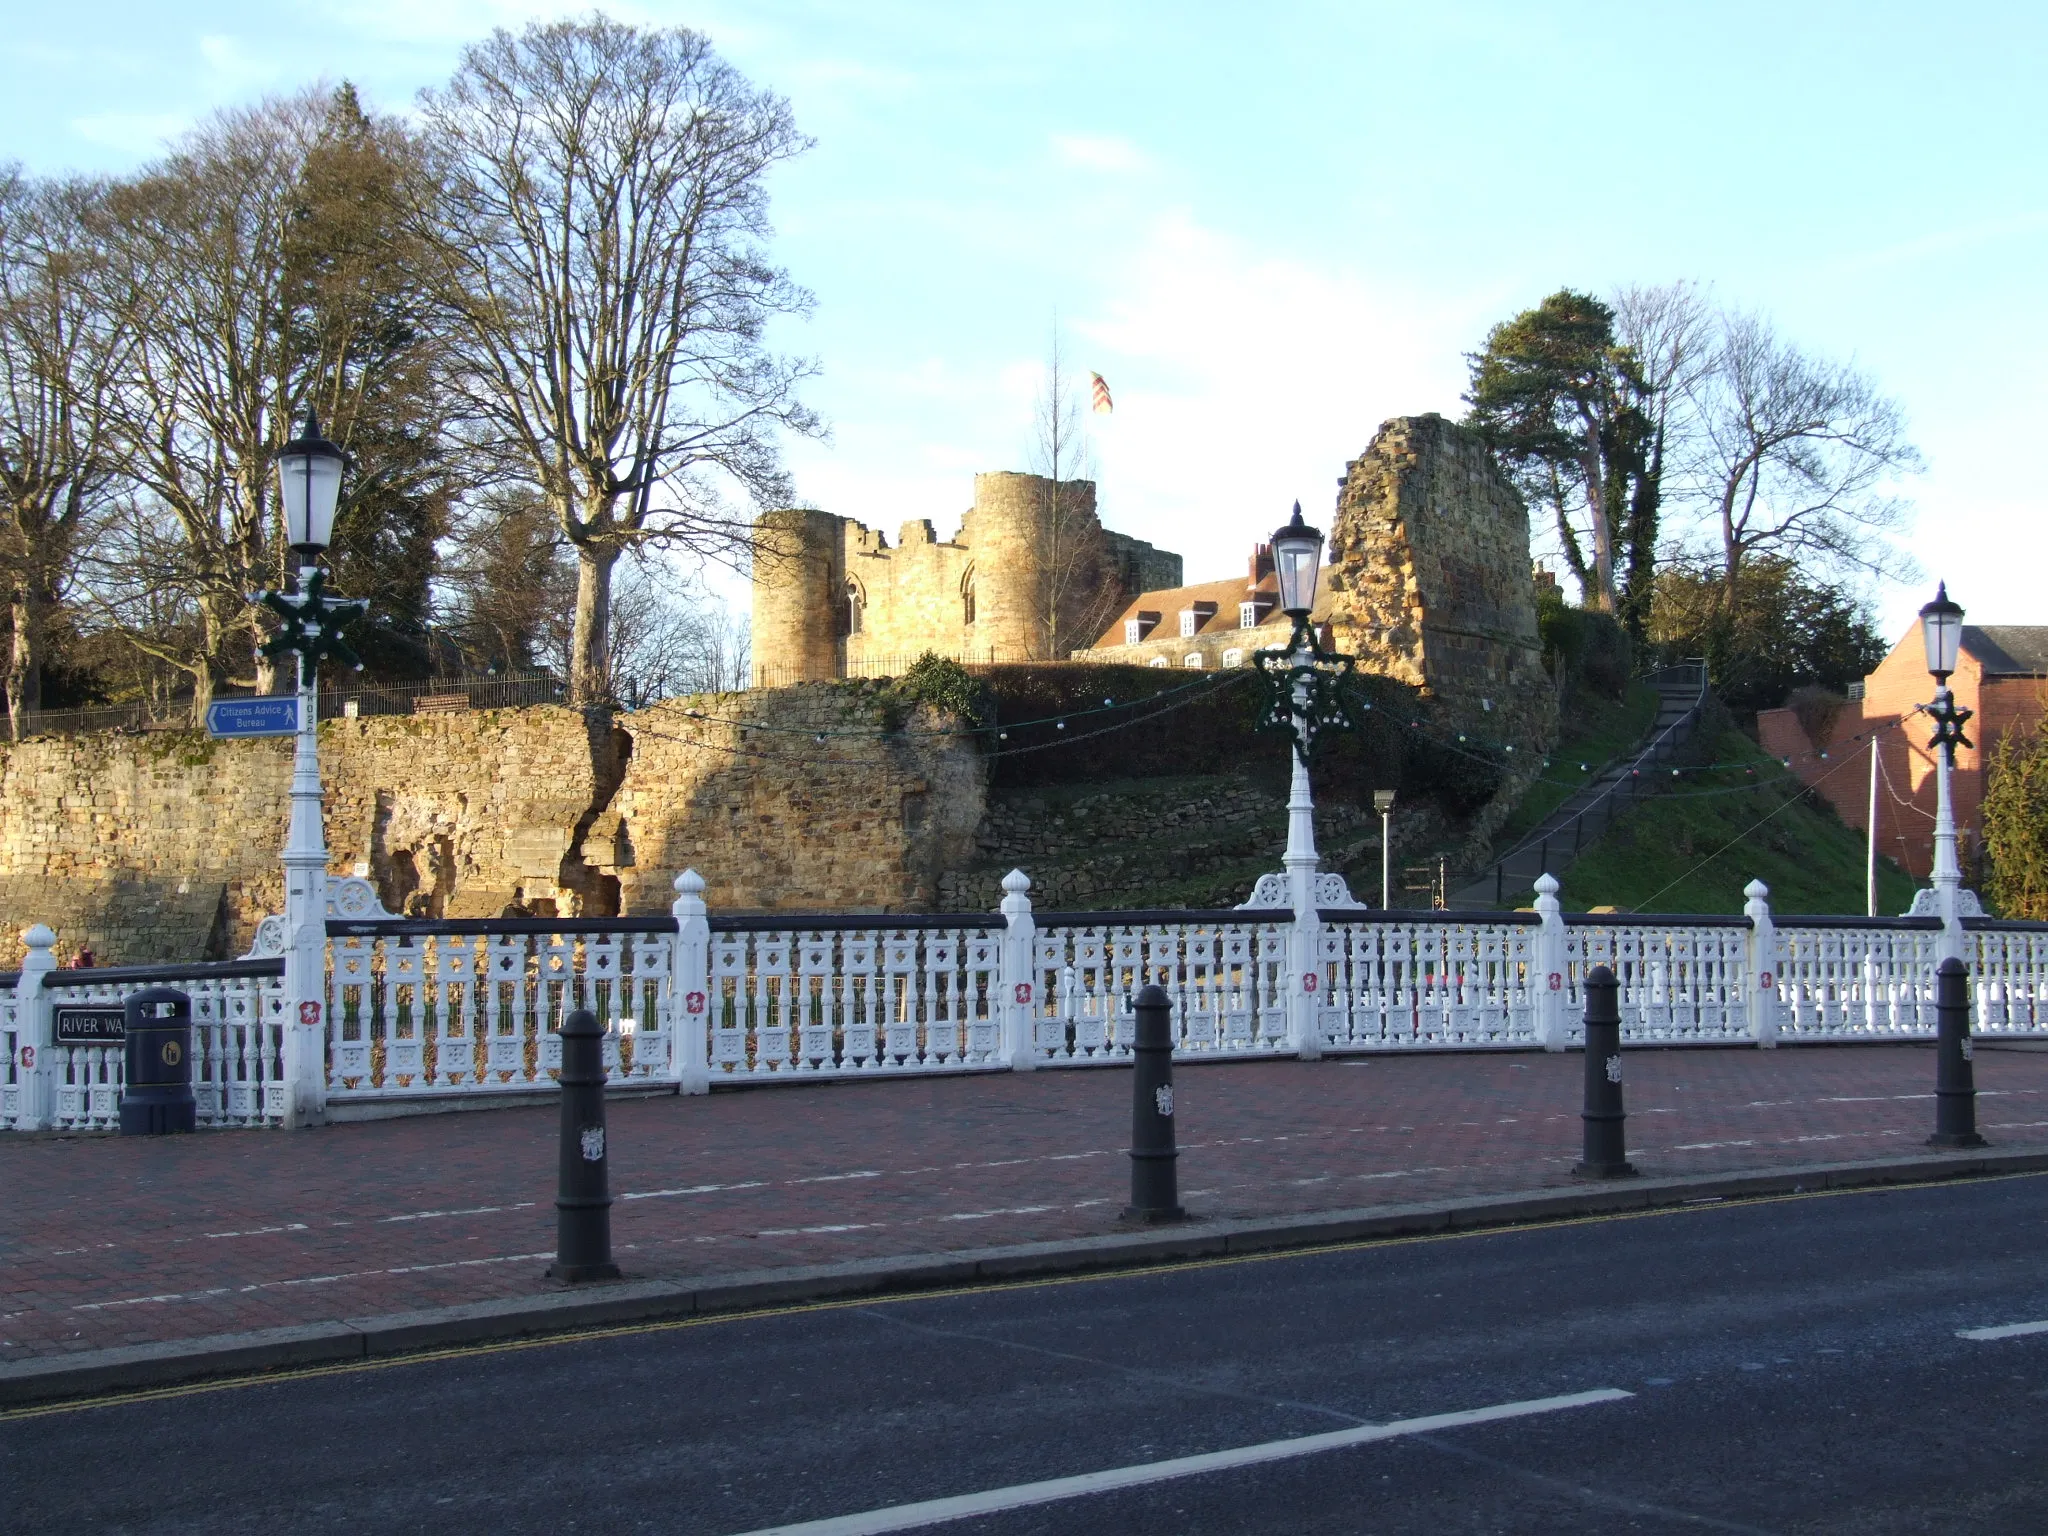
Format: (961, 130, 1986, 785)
(1920, 581, 1964, 682)
(1271, 502, 1324, 619)
(278, 412, 345, 556)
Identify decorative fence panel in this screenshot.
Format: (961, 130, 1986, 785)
(704, 917, 1005, 1079)
(325, 921, 676, 1099)
(1315, 911, 1541, 1050)
(1965, 923, 2048, 1037)
(1772, 920, 1942, 1041)
(0, 978, 20, 1128)
(5, 962, 288, 1131)
(1025, 913, 1292, 1063)
(1563, 917, 1754, 1045)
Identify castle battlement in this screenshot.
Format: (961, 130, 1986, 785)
(751, 472, 1181, 685)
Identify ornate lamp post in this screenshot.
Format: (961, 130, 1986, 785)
(258, 414, 365, 1127)
(1246, 502, 1363, 1059)
(1915, 582, 1975, 959)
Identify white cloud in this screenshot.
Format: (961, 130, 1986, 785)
(1050, 133, 1151, 175)
(1073, 213, 1483, 581)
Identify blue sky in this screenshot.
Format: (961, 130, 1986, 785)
(4, 1, 2043, 643)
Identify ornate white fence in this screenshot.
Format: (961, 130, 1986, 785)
(0, 926, 286, 1131)
(325, 919, 677, 1099)
(7, 870, 2048, 1131)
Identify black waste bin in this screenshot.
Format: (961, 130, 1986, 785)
(120, 986, 196, 1135)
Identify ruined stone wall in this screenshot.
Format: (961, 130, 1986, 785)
(1322, 414, 1555, 763)
(751, 472, 1178, 680)
(0, 690, 986, 965)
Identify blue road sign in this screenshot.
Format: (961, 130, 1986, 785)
(205, 697, 300, 738)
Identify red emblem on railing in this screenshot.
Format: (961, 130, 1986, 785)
(1303, 973, 1318, 994)
(1548, 972, 1562, 991)
(298, 1000, 321, 1027)
(1759, 972, 1775, 990)
(685, 990, 707, 1015)
(18, 1044, 33, 1070)
(1014, 982, 1033, 1006)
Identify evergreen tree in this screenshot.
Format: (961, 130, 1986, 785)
(1464, 289, 1653, 615)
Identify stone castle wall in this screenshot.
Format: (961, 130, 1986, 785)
(0, 691, 985, 966)
(1322, 414, 1555, 761)
(752, 472, 1180, 682)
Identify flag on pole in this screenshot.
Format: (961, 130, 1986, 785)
(1090, 371, 1114, 414)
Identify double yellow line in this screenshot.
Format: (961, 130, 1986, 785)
(7, 1167, 2037, 1422)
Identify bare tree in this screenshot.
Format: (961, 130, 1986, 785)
(1028, 323, 1115, 659)
(0, 170, 129, 738)
(1609, 280, 1714, 635)
(1684, 311, 1921, 605)
(96, 89, 441, 718)
(415, 15, 821, 707)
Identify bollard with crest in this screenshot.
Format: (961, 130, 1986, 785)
(548, 1007, 621, 1281)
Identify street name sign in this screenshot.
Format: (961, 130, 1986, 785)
(54, 1006, 125, 1044)
(206, 697, 299, 738)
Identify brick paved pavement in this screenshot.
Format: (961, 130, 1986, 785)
(4, 1044, 2047, 1364)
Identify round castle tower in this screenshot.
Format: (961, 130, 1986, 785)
(750, 507, 847, 685)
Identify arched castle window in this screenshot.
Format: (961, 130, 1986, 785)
(842, 579, 864, 638)
(961, 569, 977, 627)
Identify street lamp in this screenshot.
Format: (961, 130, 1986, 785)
(1249, 502, 1365, 1061)
(1918, 582, 1973, 958)
(1373, 789, 1396, 909)
(256, 411, 366, 1127)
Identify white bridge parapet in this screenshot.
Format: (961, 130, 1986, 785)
(5, 874, 2047, 1130)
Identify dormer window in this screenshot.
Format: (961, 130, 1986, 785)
(1179, 601, 1218, 638)
(1240, 597, 1274, 629)
(1124, 610, 1161, 646)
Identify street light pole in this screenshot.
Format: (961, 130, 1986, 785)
(1374, 789, 1396, 910)
(1918, 583, 1972, 964)
(1250, 503, 1367, 1062)
(258, 414, 365, 1128)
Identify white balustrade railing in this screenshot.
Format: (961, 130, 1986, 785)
(1771, 919, 1942, 1041)
(1026, 913, 1292, 1063)
(0, 936, 286, 1132)
(325, 920, 677, 1098)
(1564, 917, 1754, 1045)
(1317, 911, 1541, 1049)
(9, 872, 2048, 1131)
(705, 918, 1005, 1078)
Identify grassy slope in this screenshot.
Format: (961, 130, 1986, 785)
(1557, 727, 1920, 916)
(1493, 681, 1661, 845)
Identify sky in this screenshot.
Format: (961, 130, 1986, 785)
(3, 0, 2043, 642)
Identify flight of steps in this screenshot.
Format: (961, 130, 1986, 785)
(1449, 662, 1709, 909)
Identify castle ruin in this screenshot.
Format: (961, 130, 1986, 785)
(757, 416, 1553, 755)
(751, 472, 1181, 684)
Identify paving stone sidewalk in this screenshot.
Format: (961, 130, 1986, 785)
(4, 1044, 2047, 1365)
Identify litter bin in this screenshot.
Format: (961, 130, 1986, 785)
(119, 986, 196, 1135)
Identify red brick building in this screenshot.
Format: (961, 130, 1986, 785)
(1757, 623, 2048, 881)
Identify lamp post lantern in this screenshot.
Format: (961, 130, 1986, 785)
(1247, 502, 1365, 1059)
(1917, 582, 1973, 960)
(257, 412, 366, 1127)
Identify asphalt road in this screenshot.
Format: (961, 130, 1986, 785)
(6, 1173, 2047, 1535)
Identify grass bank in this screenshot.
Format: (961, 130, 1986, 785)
(1558, 727, 1918, 915)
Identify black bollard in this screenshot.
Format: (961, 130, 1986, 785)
(548, 1007, 621, 1281)
(1928, 956, 1987, 1149)
(1573, 965, 1637, 1179)
(1122, 983, 1185, 1222)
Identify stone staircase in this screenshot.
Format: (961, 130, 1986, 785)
(1450, 661, 1709, 909)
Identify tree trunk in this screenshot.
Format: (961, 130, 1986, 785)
(569, 543, 618, 706)
(8, 583, 40, 742)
